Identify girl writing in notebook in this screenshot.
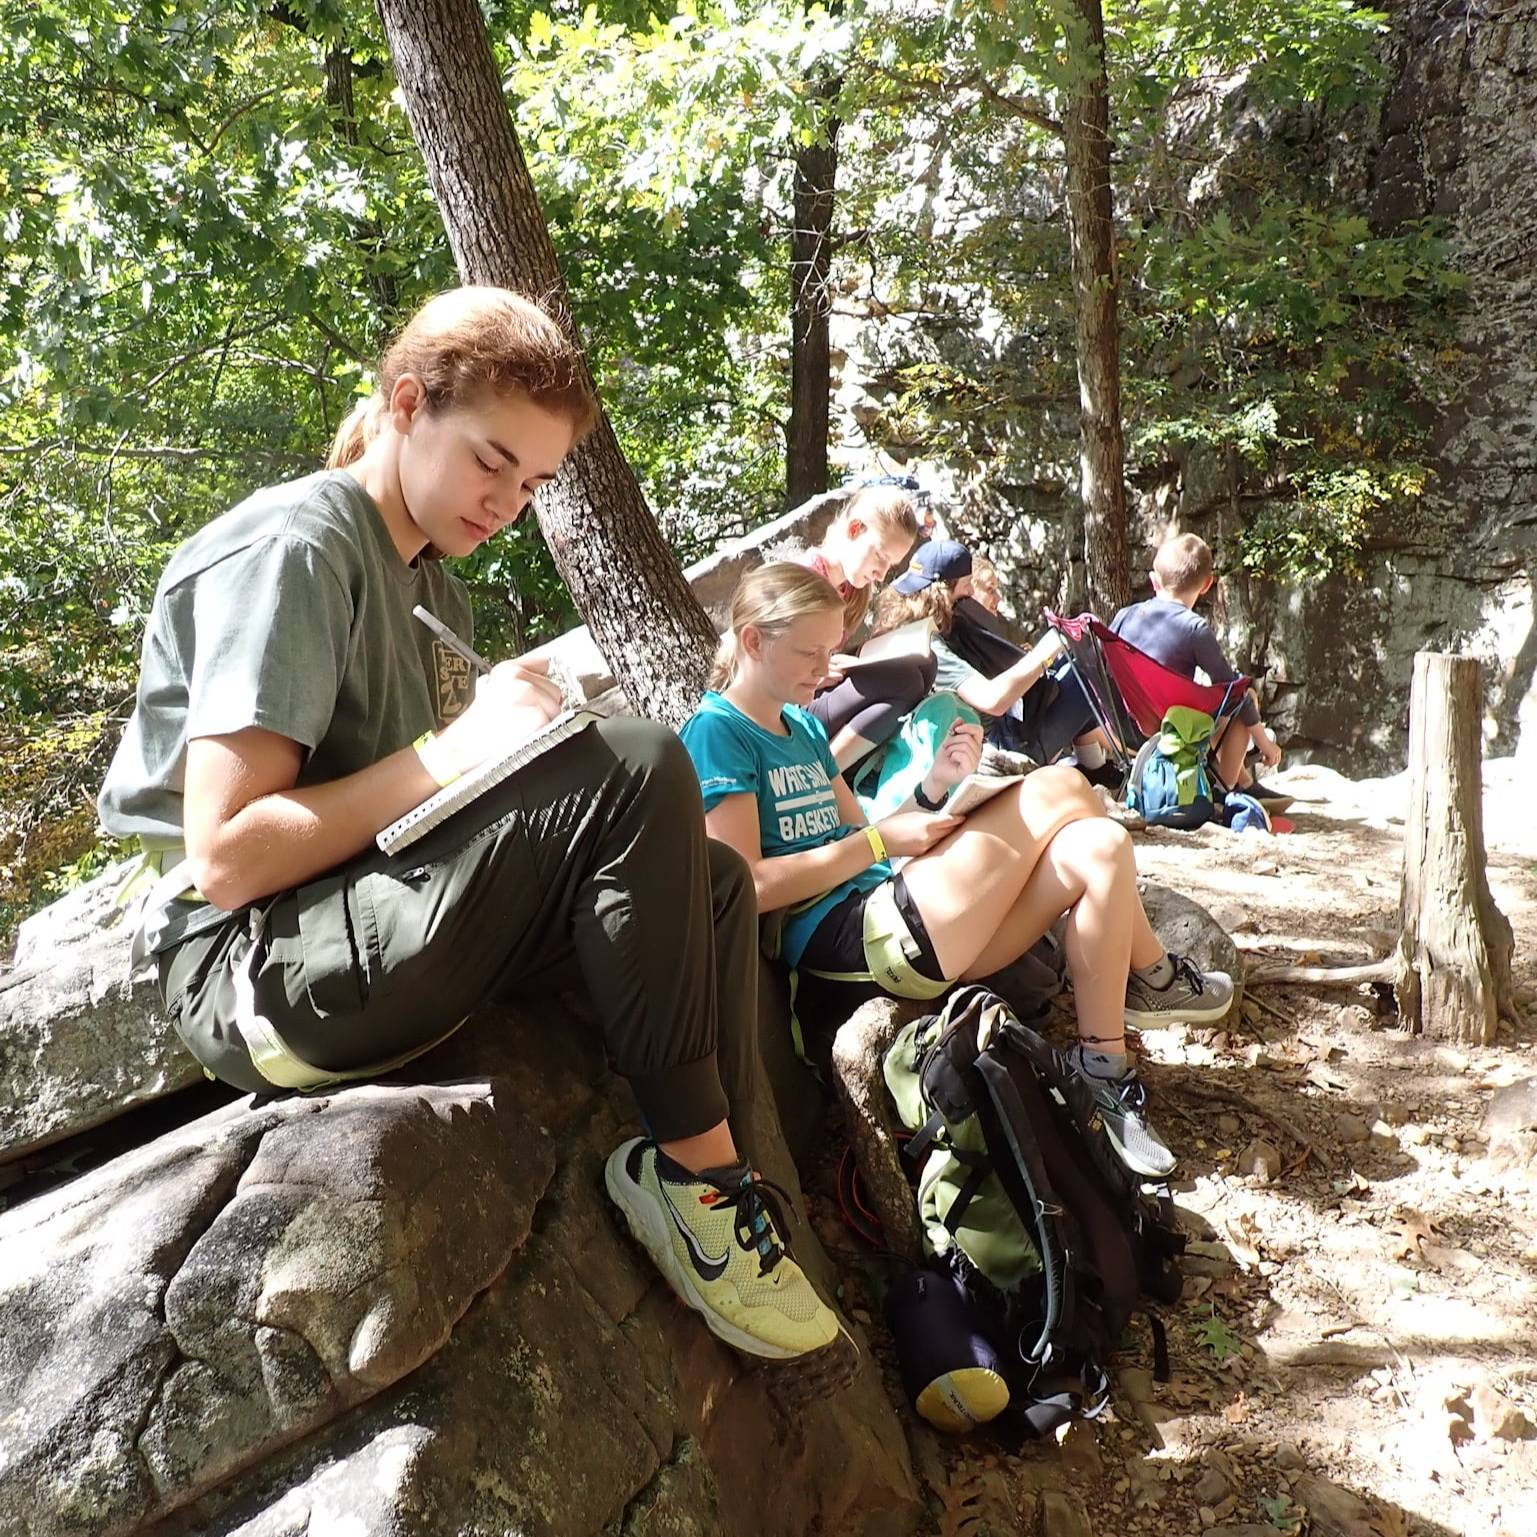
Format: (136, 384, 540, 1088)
(97, 287, 839, 1365)
(679, 562, 1234, 1178)
(794, 482, 929, 769)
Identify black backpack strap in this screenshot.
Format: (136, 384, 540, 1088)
(905, 1109, 948, 1165)
(972, 1049, 1073, 1365)
(1147, 1309, 1172, 1383)
(942, 1161, 993, 1237)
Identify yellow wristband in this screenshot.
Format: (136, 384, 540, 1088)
(864, 824, 888, 864)
(412, 729, 460, 789)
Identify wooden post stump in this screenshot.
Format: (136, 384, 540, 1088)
(1395, 651, 1516, 1044)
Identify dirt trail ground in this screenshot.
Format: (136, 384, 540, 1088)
(822, 759, 1537, 1537)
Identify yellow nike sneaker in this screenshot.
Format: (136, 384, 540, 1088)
(604, 1137, 839, 1360)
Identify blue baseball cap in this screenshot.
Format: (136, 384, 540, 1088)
(892, 539, 973, 594)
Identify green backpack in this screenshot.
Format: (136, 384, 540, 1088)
(1125, 705, 1216, 830)
(882, 987, 1186, 1435)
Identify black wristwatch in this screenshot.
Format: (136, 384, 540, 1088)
(914, 781, 950, 812)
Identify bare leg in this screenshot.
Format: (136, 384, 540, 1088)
(1213, 713, 1249, 788)
(900, 764, 1100, 974)
(956, 817, 1164, 1051)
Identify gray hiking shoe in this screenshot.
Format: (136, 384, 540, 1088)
(1124, 954, 1234, 1028)
(1068, 1047, 1177, 1178)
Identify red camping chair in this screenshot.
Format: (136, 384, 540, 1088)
(1044, 611, 1251, 789)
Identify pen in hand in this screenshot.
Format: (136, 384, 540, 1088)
(413, 605, 492, 677)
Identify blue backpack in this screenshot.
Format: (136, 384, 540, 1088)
(1126, 706, 1216, 830)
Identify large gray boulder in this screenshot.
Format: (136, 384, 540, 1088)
(1, 862, 201, 1164)
(0, 985, 918, 1537)
(0, 1080, 553, 1536)
(1140, 880, 1244, 1019)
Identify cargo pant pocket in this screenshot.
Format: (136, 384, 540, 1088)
(293, 871, 371, 1018)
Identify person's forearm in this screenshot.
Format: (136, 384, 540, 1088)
(189, 748, 437, 909)
(751, 828, 879, 914)
(958, 657, 1041, 717)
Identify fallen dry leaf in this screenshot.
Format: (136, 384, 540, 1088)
(1388, 1207, 1439, 1260)
(1306, 1062, 1351, 1093)
(1223, 1212, 1265, 1268)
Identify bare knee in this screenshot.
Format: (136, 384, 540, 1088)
(1050, 813, 1133, 876)
(1017, 763, 1103, 826)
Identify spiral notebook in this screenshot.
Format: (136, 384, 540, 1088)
(377, 709, 599, 855)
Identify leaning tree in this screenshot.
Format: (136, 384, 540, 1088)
(374, 0, 719, 726)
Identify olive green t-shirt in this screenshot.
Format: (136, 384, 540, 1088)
(99, 468, 475, 868)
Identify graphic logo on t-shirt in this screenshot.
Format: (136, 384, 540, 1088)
(767, 761, 840, 843)
(432, 643, 474, 726)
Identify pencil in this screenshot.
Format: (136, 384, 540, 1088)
(412, 605, 492, 676)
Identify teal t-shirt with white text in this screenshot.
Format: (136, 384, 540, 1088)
(679, 691, 890, 967)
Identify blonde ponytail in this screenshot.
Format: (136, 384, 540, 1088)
(707, 632, 739, 692)
(326, 395, 387, 469)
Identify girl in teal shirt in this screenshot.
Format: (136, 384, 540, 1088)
(680, 562, 1235, 1178)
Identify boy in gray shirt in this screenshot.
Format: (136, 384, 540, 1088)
(1110, 533, 1282, 795)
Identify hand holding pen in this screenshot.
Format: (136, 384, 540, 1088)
(412, 606, 563, 776)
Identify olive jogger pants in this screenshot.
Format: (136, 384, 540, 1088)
(158, 718, 758, 1141)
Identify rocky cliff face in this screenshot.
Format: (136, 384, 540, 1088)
(1236, 0, 1537, 771)
(829, 2, 1537, 774)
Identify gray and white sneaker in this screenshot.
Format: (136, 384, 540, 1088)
(1068, 1047, 1177, 1177)
(1124, 954, 1234, 1028)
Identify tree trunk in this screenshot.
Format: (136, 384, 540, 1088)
(787, 120, 839, 504)
(324, 44, 399, 328)
(1060, 0, 1130, 619)
(1394, 651, 1516, 1043)
(374, 0, 718, 726)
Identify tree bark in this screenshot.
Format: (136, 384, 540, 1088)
(787, 119, 839, 504)
(374, 0, 718, 726)
(1059, 0, 1130, 619)
(1394, 652, 1516, 1044)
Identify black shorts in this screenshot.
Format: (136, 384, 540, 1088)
(797, 874, 945, 985)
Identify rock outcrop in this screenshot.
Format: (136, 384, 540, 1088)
(1, 862, 201, 1163)
(0, 1002, 919, 1537)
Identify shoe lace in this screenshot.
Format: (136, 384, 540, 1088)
(715, 1173, 795, 1277)
(1105, 1071, 1149, 1115)
(1169, 953, 1206, 996)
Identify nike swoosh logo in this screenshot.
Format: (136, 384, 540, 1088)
(662, 1186, 730, 1281)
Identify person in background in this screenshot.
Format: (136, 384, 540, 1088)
(873, 540, 1116, 785)
(1111, 532, 1285, 802)
(795, 482, 927, 770)
(968, 551, 1002, 615)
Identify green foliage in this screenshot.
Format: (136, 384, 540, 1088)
(0, 0, 1469, 931)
